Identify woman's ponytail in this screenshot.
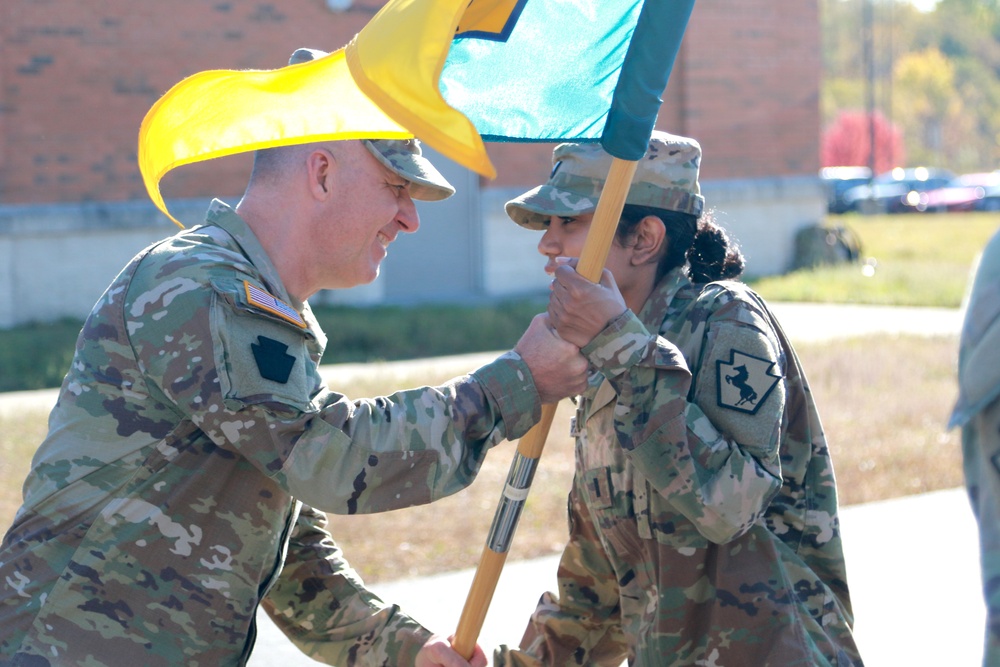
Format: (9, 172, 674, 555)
(686, 214, 745, 283)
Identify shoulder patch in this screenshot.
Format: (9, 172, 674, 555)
(251, 335, 296, 384)
(244, 280, 306, 328)
(716, 349, 782, 414)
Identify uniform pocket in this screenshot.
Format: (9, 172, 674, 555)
(582, 465, 648, 558)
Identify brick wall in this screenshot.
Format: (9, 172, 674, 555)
(0, 0, 820, 202)
(677, 0, 821, 179)
(0, 0, 379, 204)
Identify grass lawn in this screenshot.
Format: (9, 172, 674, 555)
(748, 212, 1000, 307)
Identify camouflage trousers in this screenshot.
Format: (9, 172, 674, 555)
(964, 395, 1000, 667)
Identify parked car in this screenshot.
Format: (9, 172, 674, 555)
(900, 171, 1000, 213)
(843, 167, 956, 213)
(820, 166, 873, 214)
(977, 184, 1000, 211)
(842, 167, 954, 214)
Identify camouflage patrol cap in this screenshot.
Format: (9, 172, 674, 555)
(288, 48, 456, 202)
(505, 131, 706, 230)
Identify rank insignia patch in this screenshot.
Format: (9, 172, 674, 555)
(244, 281, 306, 328)
(716, 350, 782, 414)
(251, 336, 296, 384)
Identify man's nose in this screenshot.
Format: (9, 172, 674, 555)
(397, 192, 420, 233)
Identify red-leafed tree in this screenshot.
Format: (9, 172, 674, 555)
(821, 110, 905, 172)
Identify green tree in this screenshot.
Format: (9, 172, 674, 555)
(951, 57, 1000, 170)
(822, 0, 1000, 173)
(893, 48, 959, 166)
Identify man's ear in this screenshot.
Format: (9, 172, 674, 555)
(631, 215, 667, 266)
(305, 147, 336, 200)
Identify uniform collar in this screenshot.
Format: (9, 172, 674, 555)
(636, 267, 690, 333)
(202, 199, 303, 311)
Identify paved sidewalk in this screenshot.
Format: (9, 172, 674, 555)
(769, 301, 964, 340)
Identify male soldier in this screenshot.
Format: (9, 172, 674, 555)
(951, 227, 1000, 667)
(0, 49, 588, 667)
(493, 132, 862, 666)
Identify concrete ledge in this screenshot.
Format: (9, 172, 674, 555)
(0, 199, 214, 328)
(703, 175, 826, 276)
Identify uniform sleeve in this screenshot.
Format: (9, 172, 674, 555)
(950, 235, 1000, 428)
(495, 487, 627, 667)
(261, 504, 433, 666)
(128, 270, 542, 514)
(581, 305, 784, 544)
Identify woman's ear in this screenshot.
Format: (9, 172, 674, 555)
(631, 215, 667, 266)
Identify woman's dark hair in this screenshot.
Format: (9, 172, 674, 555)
(618, 204, 745, 283)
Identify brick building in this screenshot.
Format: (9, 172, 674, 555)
(0, 0, 824, 327)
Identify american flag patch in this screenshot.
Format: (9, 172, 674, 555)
(244, 281, 307, 328)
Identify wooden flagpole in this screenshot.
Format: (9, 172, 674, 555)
(453, 157, 639, 659)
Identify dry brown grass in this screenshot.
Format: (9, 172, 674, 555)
(0, 334, 963, 584)
(0, 407, 50, 529)
(796, 334, 963, 505)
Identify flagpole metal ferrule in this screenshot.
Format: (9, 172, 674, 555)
(485, 452, 539, 553)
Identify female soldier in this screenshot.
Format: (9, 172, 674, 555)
(494, 132, 863, 667)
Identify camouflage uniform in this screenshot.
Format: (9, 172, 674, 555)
(0, 200, 542, 666)
(950, 228, 1000, 667)
(496, 268, 862, 667)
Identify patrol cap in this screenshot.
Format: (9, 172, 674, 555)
(288, 47, 456, 202)
(505, 131, 706, 230)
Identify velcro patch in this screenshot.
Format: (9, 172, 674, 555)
(244, 281, 306, 328)
(584, 467, 614, 510)
(716, 349, 781, 414)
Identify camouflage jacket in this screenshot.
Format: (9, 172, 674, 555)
(496, 269, 862, 667)
(0, 200, 542, 666)
(951, 227, 1000, 430)
(951, 228, 1000, 666)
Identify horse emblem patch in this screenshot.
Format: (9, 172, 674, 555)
(716, 350, 782, 415)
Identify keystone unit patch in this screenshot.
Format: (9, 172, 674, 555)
(716, 350, 781, 415)
(251, 335, 296, 384)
